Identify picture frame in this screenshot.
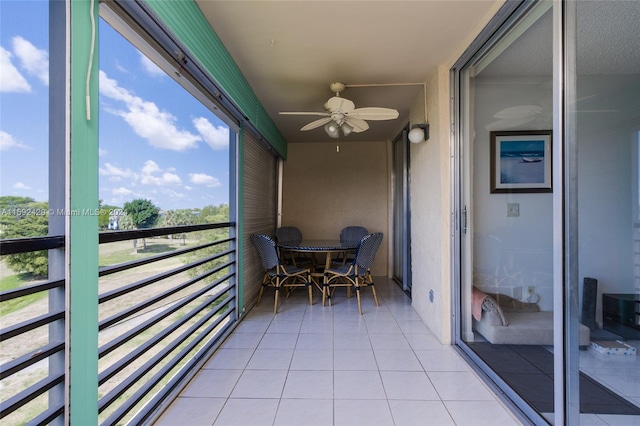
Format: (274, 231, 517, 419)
(490, 130, 552, 193)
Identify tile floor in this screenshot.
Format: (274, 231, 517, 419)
(154, 278, 522, 426)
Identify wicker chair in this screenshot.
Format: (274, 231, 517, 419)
(275, 226, 311, 266)
(251, 234, 311, 313)
(324, 232, 382, 314)
(333, 226, 368, 265)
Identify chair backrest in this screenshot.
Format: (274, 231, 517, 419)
(275, 226, 303, 245)
(340, 226, 368, 246)
(251, 234, 280, 270)
(353, 232, 383, 270)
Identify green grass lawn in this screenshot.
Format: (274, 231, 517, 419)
(0, 273, 47, 315)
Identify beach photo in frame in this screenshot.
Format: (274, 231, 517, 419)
(490, 130, 552, 193)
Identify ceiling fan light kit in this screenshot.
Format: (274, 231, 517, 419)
(279, 82, 400, 140)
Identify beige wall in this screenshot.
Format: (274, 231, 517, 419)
(409, 66, 453, 344)
(281, 140, 389, 276)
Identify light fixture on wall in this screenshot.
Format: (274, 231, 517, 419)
(408, 123, 430, 144)
(408, 82, 429, 144)
(343, 82, 430, 144)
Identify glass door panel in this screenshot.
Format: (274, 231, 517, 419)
(574, 1, 640, 423)
(458, 2, 557, 422)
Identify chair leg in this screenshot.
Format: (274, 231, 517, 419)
(257, 284, 265, 306)
(308, 283, 313, 305)
(370, 284, 380, 307)
(355, 285, 363, 315)
(274, 285, 280, 314)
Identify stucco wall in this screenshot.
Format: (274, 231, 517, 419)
(281, 141, 389, 276)
(409, 66, 452, 344)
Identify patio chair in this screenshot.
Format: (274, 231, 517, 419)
(275, 226, 311, 266)
(324, 232, 382, 314)
(251, 233, 312, 313)
(333, 225, 368, 265)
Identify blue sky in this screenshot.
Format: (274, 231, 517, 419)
(1, 1, 230, 211)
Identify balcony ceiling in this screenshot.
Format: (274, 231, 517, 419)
(195, 0, 502, 143)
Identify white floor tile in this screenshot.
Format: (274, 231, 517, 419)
(415, 348, 470, 372)
(246, 348, 294, 370)
(180, 369, 242, 398)
(296, 332, 334, 349)
(231, 370, 288, 398)
(282, 370, 333, 399)
(290, 348, 333, 370)
(334, 349, 377, 370)
(274, 399, 334, 426)
(214, 398, 279, 426)
(257, 332, 298, 349)
(203, 348, 255, 370)
(428, 371, 496, 401)
(220, 332, 263, 349)
(374, 349, 423, 371)
(334, 399, 393, 426)
(388, 400, 455, 426)
(368, 333, 412, 351)
(155, 397, 225, 426)
(155, 278, 522, 426)
(381, 371, 440, 400)
(333, 370, 386, 399)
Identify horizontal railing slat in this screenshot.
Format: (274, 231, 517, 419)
(0, 279, 64, 302)
(0, 342, 64, 380)
(0, 235, 65, 256)
(99, 281, 234, 384)
(0, 310, 65, 342)
(98, 222, 234, 244)
(0, 373, 64, 419)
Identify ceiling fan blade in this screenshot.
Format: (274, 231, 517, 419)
(279, 111, 331, 116)
(349, 107, 399, 121)
(300, 117, 333, 131)
(325, 96, 355, 113)
(345, 117, 369, 133)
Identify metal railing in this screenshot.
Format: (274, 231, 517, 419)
(0, 222, 238, 425)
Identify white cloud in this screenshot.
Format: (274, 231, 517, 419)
(140, 54, 165, 78)
(112, 187, 133, 196)
(12, 36, 48, 86)
(193, 117, 229, 150)
(184, 185, 193, 191)
(99, 163, 138, 181)
(99, 148, 108, 157)
(0, 46, 31, 92)
(189, 173, 221, 188)
(140, 160, 182, 186)
(0, 130, 30, 150)
(99, 70, 201, 151)
(13, 182, 32, 190)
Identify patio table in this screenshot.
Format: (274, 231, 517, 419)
(277, 240, 357, 305)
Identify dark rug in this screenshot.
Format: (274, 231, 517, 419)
(470, 343, 640, 415)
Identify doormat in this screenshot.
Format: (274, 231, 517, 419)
(470, 343, 640, 415)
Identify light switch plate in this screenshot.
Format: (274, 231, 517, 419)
(507, 203, 520, 217)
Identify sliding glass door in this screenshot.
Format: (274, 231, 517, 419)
(454, 1, 640, 424)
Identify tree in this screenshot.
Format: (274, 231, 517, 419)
(1, 199, 49, 277)
(123, 199, 160, 253)
(98, 201, 123, 230)
(160, 209, 196, 245)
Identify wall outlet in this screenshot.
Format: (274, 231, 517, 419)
(507, 203, 520, 217)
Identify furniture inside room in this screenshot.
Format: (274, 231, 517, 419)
(472, 288, 591, 347)
(602, 293, 640, 340)
(250, 233, 311, 314)
(325, 233, 383, 314)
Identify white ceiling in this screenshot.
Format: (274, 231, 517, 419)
(195, 0, 503, 143)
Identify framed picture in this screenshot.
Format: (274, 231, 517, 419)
(490, 130, 552, 193)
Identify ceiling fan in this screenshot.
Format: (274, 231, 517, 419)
(279, 82, 399, 138)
